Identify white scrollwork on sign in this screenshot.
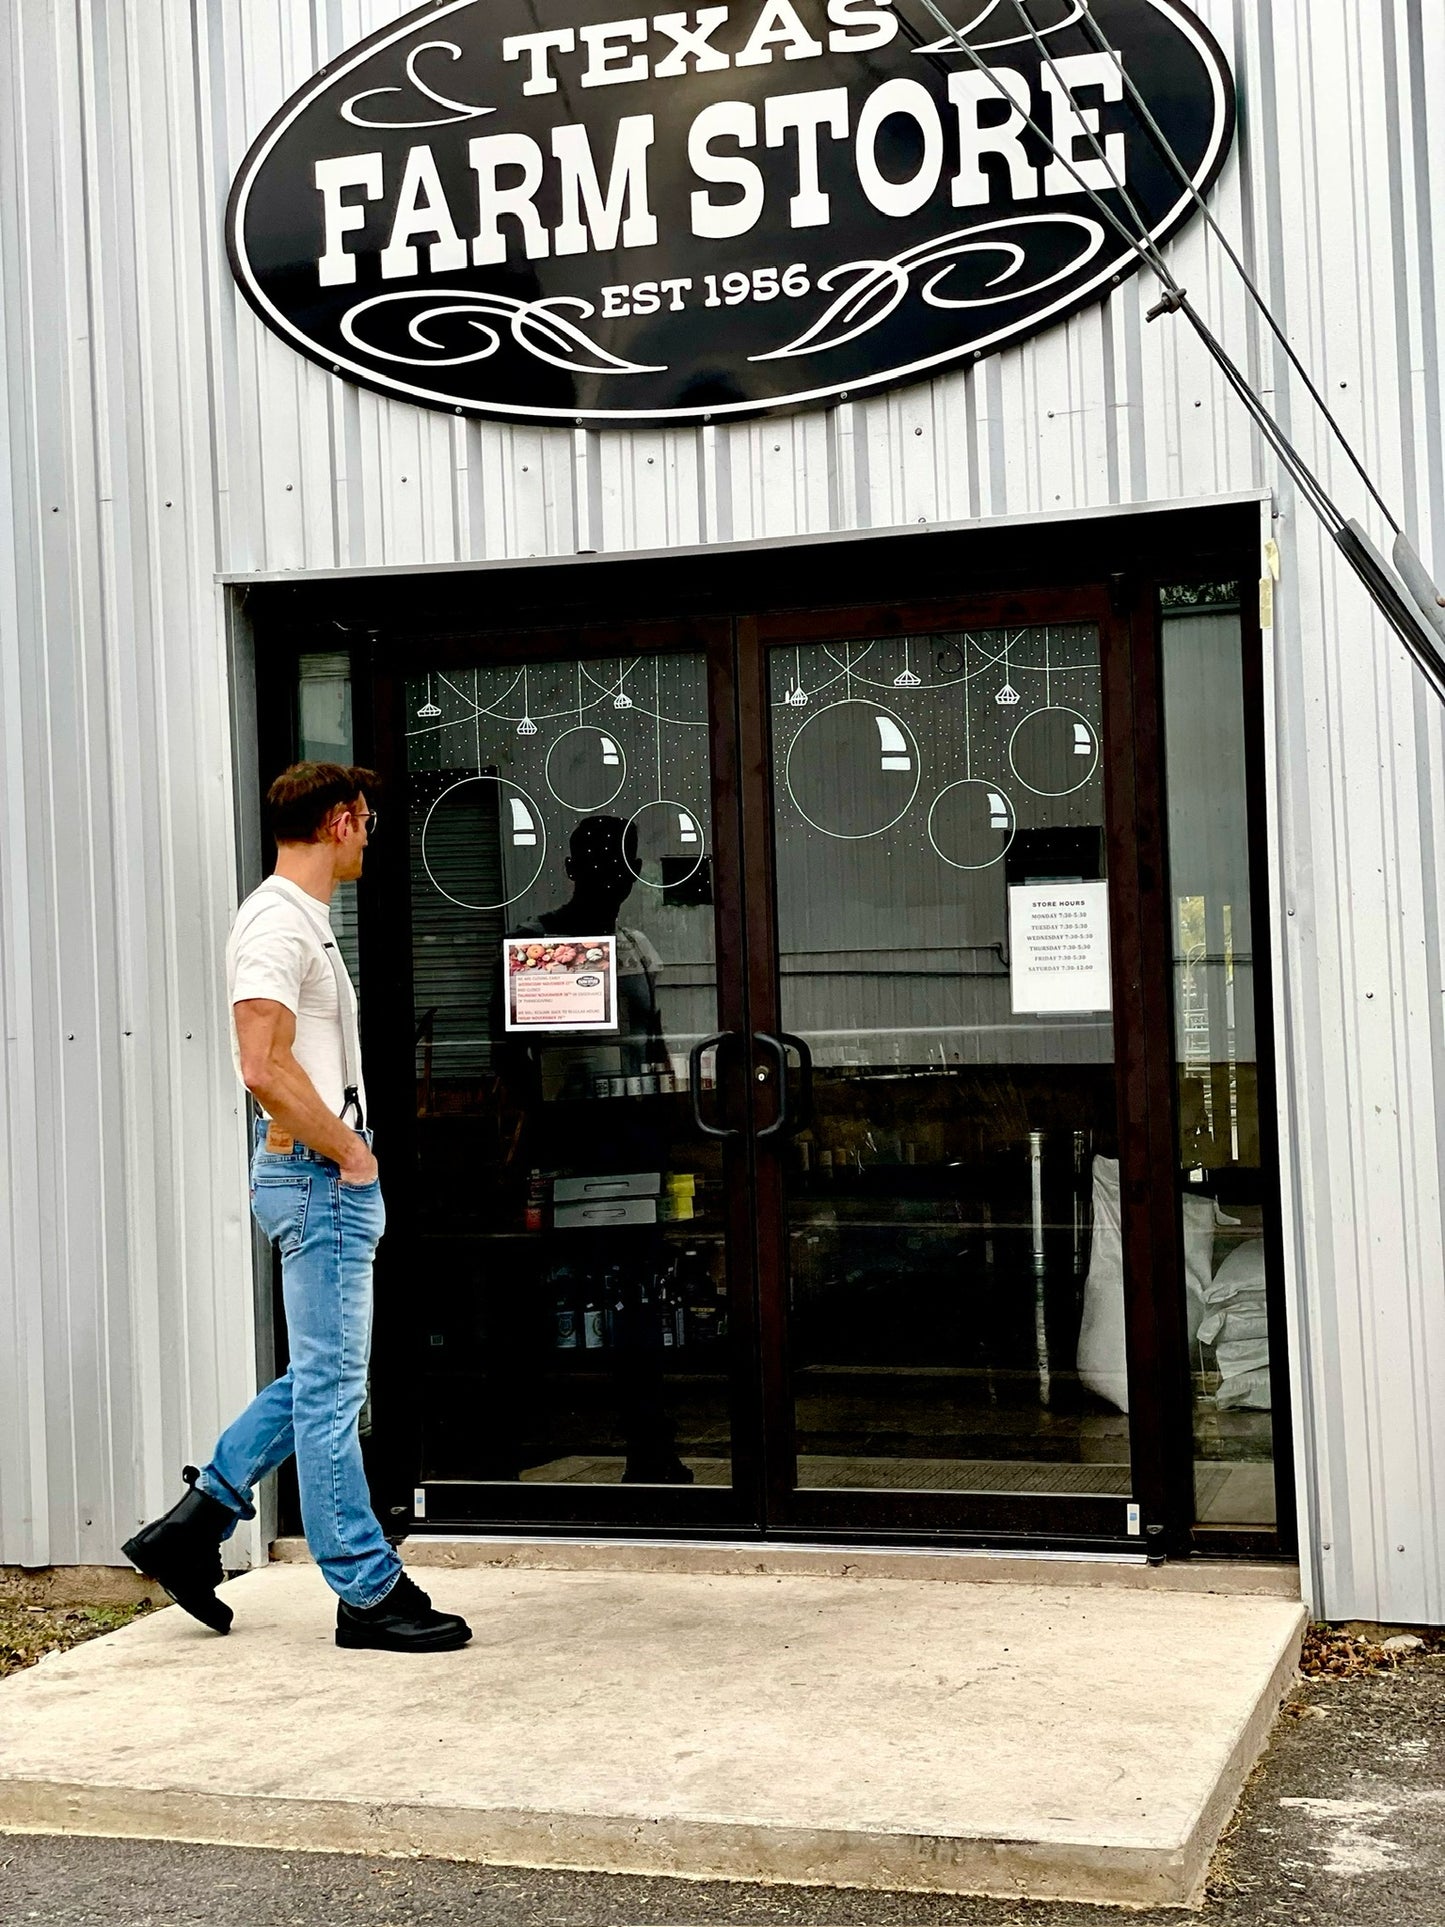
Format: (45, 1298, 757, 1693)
(341, 41, 494, 129)
(340, 290, 667, 377)
(751, 214, 1106, 362)
(911, 0, 1087, 55)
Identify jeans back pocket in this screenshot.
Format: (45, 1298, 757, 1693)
(250, 1174, 311, 1256)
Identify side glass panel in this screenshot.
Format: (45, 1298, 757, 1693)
(1160, 589, 1277, 1529)
(767, 628, 1131, 1498)
(403, 654, 732, 1490)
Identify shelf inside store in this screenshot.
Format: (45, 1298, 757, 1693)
(419, 1356, 733, 1378)
(411, 1222, 727, 1242)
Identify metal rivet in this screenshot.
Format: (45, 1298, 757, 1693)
(51, 505, 59, 513)
(914, 425, 923, 435)
(285, 484, 293, 491)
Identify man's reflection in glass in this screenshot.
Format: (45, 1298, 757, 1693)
(523, 816, 667, 1081)
(512, 816, 691, 1485)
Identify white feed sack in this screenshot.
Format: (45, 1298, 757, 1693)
(1075, 1157, 1271, 1413)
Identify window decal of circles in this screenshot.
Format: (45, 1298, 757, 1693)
(928, 778, 1017, 870)
(1008, 706, 1100, 797)
(544, 724, 627, 812)
(783, 699, 921, 839)
(624, 799, 706, 889)
(421, 775, 547, 911)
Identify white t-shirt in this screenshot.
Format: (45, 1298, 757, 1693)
(227, 876, 366, 1122)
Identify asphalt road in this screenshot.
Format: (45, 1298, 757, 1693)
(3, 1653, 1442, 1926)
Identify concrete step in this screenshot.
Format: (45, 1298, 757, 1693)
(0, 1563, 1304, 1907)
(275, 1531, 1303, 1598)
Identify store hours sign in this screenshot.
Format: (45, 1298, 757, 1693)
(226, 0, 1234, 424)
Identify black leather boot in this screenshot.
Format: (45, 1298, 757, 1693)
(121, 1466, 235, 1634)
(335, 1571, 472, 1652)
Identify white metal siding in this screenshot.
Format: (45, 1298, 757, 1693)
(2, 0, 1443, 1618)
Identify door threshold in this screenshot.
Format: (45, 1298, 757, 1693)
(272, 1534, 1299, 1596)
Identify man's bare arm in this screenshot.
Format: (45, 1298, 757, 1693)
(234, 999, 378, 1183)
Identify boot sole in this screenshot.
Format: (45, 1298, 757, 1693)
(334, 1626, 473, 1653)
(121, 1535, 233, 1635)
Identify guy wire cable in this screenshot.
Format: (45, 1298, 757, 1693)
(900, 0, 1445, 700)
(981, 0, 1349, 535)
(901, 0, 1344, 529)
(1065, 0, 1400, 536)
(1056, 1, 1445, 656)
(1002, 0, 1445, 679)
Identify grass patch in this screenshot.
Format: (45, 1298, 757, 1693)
(0, 1599, 152, 1681)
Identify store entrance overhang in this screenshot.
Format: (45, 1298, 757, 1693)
(222, 489, 1272, 614)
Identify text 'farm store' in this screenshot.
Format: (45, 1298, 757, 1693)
(4, 0, 1445, 1623)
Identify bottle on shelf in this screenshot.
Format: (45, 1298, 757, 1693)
(603, 1263, 630, 1348)
(524, 1169, 550, 1233)
(551, 1265, 580, 1349)
(583, 1280, 606, 1350)
(676, 1245, 718, 1347)
(655, 1266, 678, 1349)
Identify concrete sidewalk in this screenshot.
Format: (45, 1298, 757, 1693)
(0, 1563, 1304, 1908)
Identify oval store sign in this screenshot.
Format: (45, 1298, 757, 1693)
(226, 0, 1234, 425)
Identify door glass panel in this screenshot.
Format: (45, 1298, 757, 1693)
(297, 651, 360, 985)
(404, 653, 732, 1489)
(1160, 588, 1278, 1528)
(768, 628, 1130, 1497)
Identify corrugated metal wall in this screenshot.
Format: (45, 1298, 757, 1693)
(3, 0, 1444, 1619)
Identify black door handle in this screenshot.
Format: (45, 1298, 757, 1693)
(688, 1032, 741, 1139)
(752, 1031, 814, 1138)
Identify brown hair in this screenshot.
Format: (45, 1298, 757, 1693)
(265, 762, 379, 844)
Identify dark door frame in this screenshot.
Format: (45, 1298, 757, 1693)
(243, 497, 1294, 1562)
(736, 584, 1186, 1548)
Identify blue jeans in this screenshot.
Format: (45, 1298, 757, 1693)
(196, 1121, 402, 1609)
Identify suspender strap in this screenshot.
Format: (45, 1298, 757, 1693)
(322, 936, 365, 1131)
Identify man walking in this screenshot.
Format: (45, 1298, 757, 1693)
(123, 763, 470, 1653)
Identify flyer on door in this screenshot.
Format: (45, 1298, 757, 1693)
(503, 937, 619, 1031)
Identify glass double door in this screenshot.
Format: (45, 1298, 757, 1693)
(375, 591, 1173, 1545)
